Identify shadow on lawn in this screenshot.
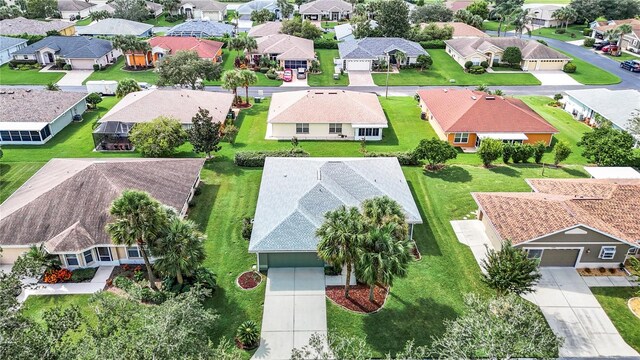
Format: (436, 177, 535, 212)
(423, 165, 472, 183)
(488, 165, 521, 178)
(406, 181, 443, 258)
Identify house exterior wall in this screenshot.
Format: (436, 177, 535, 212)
(419, 99, 448, 141)
(563, 95, 597, 123)
(0, 247, 28, 264)
(50, 98, 87, 136)
(446, 132, 477, 147)
(0, 41, 27, 65)
(268, 122, 357, 140)
(522, 59, 567, 71)
(479, 211, 504, 250)
(59, 25, 77, 36)
(446, 44, 567, 71)
(60, 8, 93, 20)
(524, 133, 553, 146)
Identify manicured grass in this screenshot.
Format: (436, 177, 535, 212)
(608, 52, 640, 63)
(0, 64, 65, 85)
(83, 57, 159, 84)
(530, 25, 587, 41)
(320, 21, 340, 29)
(22, 295, 95, 324)
(144, 13, 185, 27)
(483, 20, 514, 33)
(308, 49, 349, 86)
(0, 162, 45, 202)
(592, 287, 640, 352)
(205, 50, 283, 87)
(75, 17, 93, 26)
(372, 49, 541, 86)
(554, 48, 622, 85)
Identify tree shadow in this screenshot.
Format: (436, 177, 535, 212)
(423, 165, 472, 183)
(488, 165, 521, 178)
(407, 181, 443, 258)
(187, 183, 220, 232)
(378, 114, 400, 146)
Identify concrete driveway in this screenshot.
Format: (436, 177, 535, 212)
(253, 268, 327, 360)
(348, 71, 375, 86)
(55, 70, 94, 86)
(522, 268, 639, 358)
(530, 71, 581, 86)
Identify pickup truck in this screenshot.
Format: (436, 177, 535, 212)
(620, 60, 640, 72)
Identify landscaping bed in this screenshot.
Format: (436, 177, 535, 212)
(237, 271, 262, 290)
(326, 284, 388, 314)
(41, 267, 97, 284)
(630, 297, 640, 319)
(412, 243, 422, 261)
(578, 267, 627, 276)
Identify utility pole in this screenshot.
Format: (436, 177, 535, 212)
(385, 52, 390, 98)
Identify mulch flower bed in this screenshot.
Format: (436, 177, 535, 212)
(237, 271, 262, 290)
(412, 243, 422, 261)
(326, 284, 388, 314)
(629, 298, 640, 319)
(577, 267, 627, 276)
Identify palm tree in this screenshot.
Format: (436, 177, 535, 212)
(512, 9, 532, 38)
(491, 0, 519, 37)
(551, 8, 565, 29)
(244, 35, 258, 54)
(238, 69, 258, 105)
(113, 35, 150, 69)
(393, 50, 406, 69)
(316, 206, 366, 298)
(106, 190, 169, 291)
(115, 78, 141, 98)
(563, 7, 577, 30)
(362, 196, 408, 242)
(221, 70, 243, 105)
(152, 217, 205, 285)
(616, 24, 633, 48)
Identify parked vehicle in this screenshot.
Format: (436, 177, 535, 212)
(283, 69, 293, 82)
(620, 60, 640, 72)
(593, 41, 610, 50)
(86, 80, 118, 96)
(601, 44, 619, 54)
(296, 68, 306, 80)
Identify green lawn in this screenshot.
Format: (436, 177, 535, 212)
(144, 13, 185, 27)
(372, 49, 541, 86)
(554, 48, 622, 85)
(320, 21, 341, 29)
(75, 17, 93, 26)
(0, 64, 65, 85)
(308, 49, 349, 86)
(530, 25, 586, 41)
(592, 287, 640, 352)
(22, 295, 95, 324)
(83, 57, 159, 84)
(483, 20, 514, 33)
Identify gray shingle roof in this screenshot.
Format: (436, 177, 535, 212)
(179, 0, 227, 12)
(338, 37, 427, 59)
(445, 37, 570, 60)
(77, 18, 153, 36)
(0, 88, 87, 123)
(237, 0, 278, 15)
(13, 36, 113, 59)
(249, 158, 423, 252)
(299, 0, 352, 14)
(0, 36, 27, 51)
(0, 17, 74, 36)
(167, 20, 234, 37)
(57, 0, 96, 12)
(564, 89, 640, 131)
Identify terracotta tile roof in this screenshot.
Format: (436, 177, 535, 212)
(428, 22, 489, 38)
(446, 0, 472, 11)
(445, 37, 570, 60)
(149, 36, 223, 59)
(248, 21, 282, 37)
(417, 88, 558, 134)
(473, 179, 640, 245)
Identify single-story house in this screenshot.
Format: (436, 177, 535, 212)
(93, 89, 234, 150)
(563, 89, 640, 139)
(591, 19, 640, 52)
(247, 21, 283, 38)
(417, 88, 558, 149)
(444, 37, 571, 71)
(426, 22, 489, 38)
(472, 178, 640, 267)
(58, 0, 97, 20)
(89, 1, 162, 17)
(334, 23, 354, 41)
(0, 16, 76, 36)
(0, 158, 204, 267)
(299, 0, 352, 21)
(166, 20, 235, 38)
(237, 0, 282, 20)
(252, 34, 315, 70)
(12, 36, 120, 70)
(0, 36, 27, 65)
(171, 0, 227, 21)
(0, 89, 87, 145)
(77, 18, 154, 37)
(528, 5, 564, 28)
(266, 90, 388, 141)
(125, 36, 223, 67)
(584, 167, 640, 179)
(337, 37, 428, 71)
(249, 157, 423, 270)
(146, 1, 163, 16)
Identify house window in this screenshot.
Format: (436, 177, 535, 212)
(23, 55, 28, 60)
(357, 128, 380, 137)
(65, 254, 79, 266)
(83, 250, 94, 265)
(598, 246, 616, 260)
(627, 247, 638, 255)
(127, 246, 142, 258)
(453, 132, 469, 144)
(296, 123, 309, 134)
(525, 249, 543, 261)
(96, 247, 112, 262)
(329, 123, 342, 134)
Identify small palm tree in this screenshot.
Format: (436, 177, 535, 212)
(221, 70, 243, 105)
(115, 78, 141, 98)
(394, 50, 406, 69)
(238, 69, 258, 105)
(616, 24, 633, 48)
(152, 217, 206, 285)
(362, 196, 408, 242)
(106, 190, 169, 291)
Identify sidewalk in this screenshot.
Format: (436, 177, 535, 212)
(17, 266, 114, 303)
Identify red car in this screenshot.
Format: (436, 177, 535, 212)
(601, 44, 619, 53)
(283, 69, 293, 82)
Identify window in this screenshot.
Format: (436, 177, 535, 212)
(599, 246, 616, 260)
(357, 128, 380, 137)
(329, 123, 342, 134)
(127, 246, 142, 258)
(65, 254, 79, 266)
(0, 131, 9, 141)
(296, 123, 309, 134)
(40, 125, 51, 140)
(526, 249, 543, 261)
(83, 250, 94, 264)
(453, 132, 469, 144)
(627, 247, 638, 255)
(96, 247, 112, 262)
(23, 55, 28, 60)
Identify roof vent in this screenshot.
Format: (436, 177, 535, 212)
(317, 169, 321, 181)
(443, 89, 448, 93)
(471, 96, 477, 100)
(485, 96, 495, 100)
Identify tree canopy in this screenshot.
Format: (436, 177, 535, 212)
(410, 3, 453, 23)
(25, 0, 56, 19)
(377, 0, 410, 37)
(481, 240, 542, 296)
(413, 138, 457, 170)
(280, 17, 323, 39)
(157, 50, 222, 89)
(188, 107, 223, 158)
(128, 116, 187, 157)
(578, 123, 636, 166)
(112, 0, 150, 22)
(115, 78, 141, 98)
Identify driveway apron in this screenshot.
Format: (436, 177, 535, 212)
(348, 71, 375, 86)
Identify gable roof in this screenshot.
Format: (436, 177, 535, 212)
(299, 0, 352, 14)
(255, 34, 315, 60)
(428, 22, 489, 38)
(149, 36, 223, 58)
(237, 0, 278, 15)
(0, 158, 205, 252)
(57, 0, 96, 12)
(166, 20, 234, 37)
(268, 90, 388, 126)
(564, 89, 640, 132)
(0, 88, 87, 123)
(13, 36, 113, 59)
(473, 179, 640, 245)
(98, 89, 234, 125)
(417, 88, 558, 134)
(338, 37, 427, 59)
(0, 36, 27, 51)
(528, 5, 563, 21)
(249, 158, 422, 252)
(248, 21, 283, 37)
(77, 18, 153, 36)
(334, 23, 354, 41)
(0, 17, 74, 36)
(445, 37, 570, 60)
(179, 0, 227, 12)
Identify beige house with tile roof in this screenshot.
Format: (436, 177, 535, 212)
(266, 90, 388, 141)
(299, 0, 352, 21)
(248, 21, 283, 38)
(251, 34, 316, 70)
(473, 179, 640, 267)
(426, 22, 489, 38)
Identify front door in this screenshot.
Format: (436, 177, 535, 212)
(96, 247, 112, 262)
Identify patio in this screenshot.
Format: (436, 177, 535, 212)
(92, 121, 134, 151)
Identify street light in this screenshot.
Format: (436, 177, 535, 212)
(385, 51, 390, 98)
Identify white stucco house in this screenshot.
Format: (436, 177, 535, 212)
(172, 0, 227, 21)
(0, 36, 27, 65)
(12, 36, 120, 70)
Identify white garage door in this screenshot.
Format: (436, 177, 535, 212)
(69, 59, 96, 70)
(346, 60, 371, 71)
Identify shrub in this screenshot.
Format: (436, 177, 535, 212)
(413, 138, 458, 170)
(63, 64, 72, 70)
(563, 62, 576, 73)
(31, 63, 40, 69)
(236, 320, 260, 349)
(193, 267, 217, 291)
(363, 151, 420, 166)
(259, 67, 269, 73)
(480, 61, 489, 68)
(70, 268, 97, 282)
(419, 40, 446, 49)
(511, 143, 535, 163)
(468, 65, 485, 74)
(583, 38, 595, 47)
(554, 28, 566, 34)
(553, 140, 572, 166)
(477, 138, 503, 167)
(135, 287, 167, 304)
(43, 268, 73, 284)
(502, 142, 513, 163)
(313, 38, 338, 49)
(242, 217, 253, 240)
(113, 275, 135, 291)
(234, 149, 310, 167)
(583, 28, 592, 36)
(533, 141, 546, 164)
(553, 93, 563, 101)
(571, 33, 576, 38)
(464, 61, 473, 69)
(536, 39, 548, 46)
(93, 64, 100, 71)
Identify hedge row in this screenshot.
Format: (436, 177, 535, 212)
(314, 38, 338, 49)
(419, 40, 446, 49)
(364, 151, 420, 166)
(234, 149, 310, 167)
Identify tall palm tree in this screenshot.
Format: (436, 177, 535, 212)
(491, 0, 519, 37)
(316, 206, 366, 298)
(551, 8, 565, 29)
(512, 9, 532, 38)
(106, 190, 169, 291)
(563, 7, 577, 30)
(152, 218, 205, 285)
(362, 196, 408, 242)
(244, 35, 258, 54)
(221, 70, 243, 105)
(113, 35, 150, 69)
(615, 24, 633, 48)
(238, 69, 258, 105)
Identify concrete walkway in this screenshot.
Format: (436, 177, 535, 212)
(582, 275, 638, 287)
(451, 220, 493, 273)
(253, 268, 327, 360)
(17, 266, 114, 303)
(522, 268, 639, 358)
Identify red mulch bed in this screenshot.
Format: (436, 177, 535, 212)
(326, 284, 388, 314)
(237, 271, 262, 290)
(412, 245, 422, 261)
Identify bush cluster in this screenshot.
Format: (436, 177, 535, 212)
(161, 267, 217, 295)
(313, 38, 338, 49)
(234, 148, 310, 167)
(583, 38, 595, 47)
(563, 62, 577, 73)
(70, 268, 97, 282)
(583, 28, 593, 36)
(554, 28, 566, 34)
(363, 151, 420, 166)
(419, 40, 446, 49)
(113, 275, 167, 304)
(468, 65, 486, 74)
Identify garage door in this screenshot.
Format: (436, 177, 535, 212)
(69, 59, 96, 70)
(540, 249, 580, 267)
(267, 252, 324, 268)
(346, 60, 371, 71)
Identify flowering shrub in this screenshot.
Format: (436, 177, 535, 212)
(43, 268, 72, 284)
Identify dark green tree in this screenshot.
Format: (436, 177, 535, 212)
(377, 0, 410, 37)
(86, 92, 103, 109)
(157, 50, 222, 89)
(129, 116, 187, 157)
(188, 107, 222, 159)
(152, 217, 206, 285)
(115, 78, 141, 98)
(409, 2, 453, 22)
(554, 139, 572, 166)
(466, 0, 489, 19)
(112, 0, 150, 22)
(578, 122, 635, 166)
(533, 141, 546, 164)
(502, 46, 522, 67)
(481, 240, 541, 296)
(413, 137, 457, 170)
(250, 8, 274, 23)
(477, 138, 503, 167)
(25, 0, 56, 19)
(415, 54, 433, 71)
